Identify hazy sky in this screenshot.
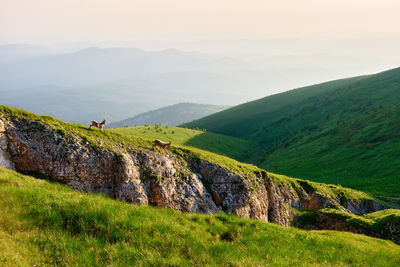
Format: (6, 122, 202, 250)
(1, 0, 400, 44)
(1, 0, 400, 118)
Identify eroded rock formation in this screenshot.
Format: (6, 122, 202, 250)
(0, 119, 15, 170)
(293, 209, 400, 245)
(0, 114, 386, 228)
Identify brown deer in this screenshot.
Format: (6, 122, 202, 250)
(152, 139, 171, 151)
(89, 119, 106, 130)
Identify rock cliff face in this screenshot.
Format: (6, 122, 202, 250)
(0, 119, 15, 170)
(0, 113, 386, 228)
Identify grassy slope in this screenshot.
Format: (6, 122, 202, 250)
(1, 167, 400, 267)
(0, 105, 373, 203)
(182, 68, 400, 198)
(182, 76, 364, 138)
(110, 125, 259, 162)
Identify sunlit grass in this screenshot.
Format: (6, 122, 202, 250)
(1, 167, 399, 266)
(110, 125, 258, 162)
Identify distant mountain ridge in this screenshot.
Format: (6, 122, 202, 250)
(1, 45, 376, 124)
(107, 103, 229, 128)
(0, 46, 244, 124)
(0, 46, 243, 89)
(0, 44, 46, 64)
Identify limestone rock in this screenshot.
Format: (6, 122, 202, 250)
(0, 114, 387, 228)
(0, 119, 15, 170)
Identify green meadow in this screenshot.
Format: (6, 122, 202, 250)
(110, 125, 258, 162)
(1, 167, 399, 266)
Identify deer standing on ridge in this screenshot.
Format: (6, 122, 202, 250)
(152, 139, 171, 151)
(89, 119, 106, 131)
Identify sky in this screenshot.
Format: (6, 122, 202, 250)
(1, 0, 400, 44)
(1, 0, 400, 119)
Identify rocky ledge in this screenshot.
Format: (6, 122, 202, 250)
(293, 208, 400, 245)
(0, 109, 390, 235)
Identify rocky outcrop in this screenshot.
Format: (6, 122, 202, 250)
(0, 119, 15, 170)
(0, 113, 386, 227)
(293, 209, 400, 245)
(381, 220, 400, 245)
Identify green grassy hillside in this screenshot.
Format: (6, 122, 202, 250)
(182, 75, 364, 138)
(183, 67, 400, 198)
(2, 105, 374, 204)
(110, 125, 259, 162)
(1, 167, 400, 266)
